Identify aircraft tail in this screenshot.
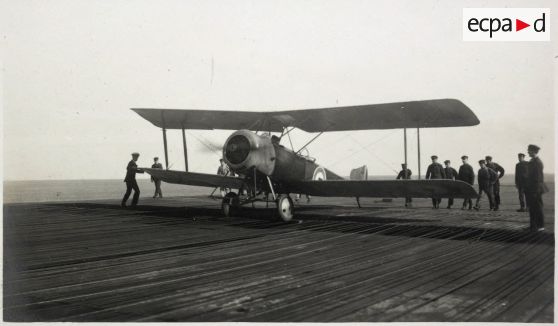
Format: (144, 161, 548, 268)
(349, 165, 368, 181)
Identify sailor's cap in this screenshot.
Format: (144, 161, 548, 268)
(431, 155, 438, 160)
(528, 144, 540, 152)
(131, 152, 140, 157)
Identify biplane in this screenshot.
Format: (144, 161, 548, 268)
(132, 99, 479, 221)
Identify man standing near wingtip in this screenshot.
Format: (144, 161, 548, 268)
(515, 153, 529, 212)
(525, 144, 548, 232)
(396, 163, 413, 207)
(122, 152, 144, 207)
(474, 159, 497, 211)
(458, 155, 475, 210)
(426, 155, 446, 209)
(485, 155, 505, 211)
(151, 157, 163, 198)
(443, 160, 458, 209)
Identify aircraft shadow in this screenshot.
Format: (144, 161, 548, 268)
(44, 202, 554, 246)
(45, 202, 431, 224)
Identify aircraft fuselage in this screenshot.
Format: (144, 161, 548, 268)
(222, 130, 342, 183)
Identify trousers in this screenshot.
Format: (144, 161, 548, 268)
(493, 181, 501, 208)
(475, 185, 494, 209)
(447, 197, 454, 207)
(153, 180, 162, 197)
(525, 192, 544, 229)
(122, 180, 140, 206)
(517, 186, 527, 208)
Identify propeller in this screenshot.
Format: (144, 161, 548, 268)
(186, 131, 224, 155)
(198, 140, 224, 153)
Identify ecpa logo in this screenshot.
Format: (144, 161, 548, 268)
(463, 8, 550, 41)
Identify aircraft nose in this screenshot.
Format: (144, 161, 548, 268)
(225, 134, 251, 164)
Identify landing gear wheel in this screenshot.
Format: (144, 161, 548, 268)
(222, 192, 240, 217)
(276, 194, 294, 222)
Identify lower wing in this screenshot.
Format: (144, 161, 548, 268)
(284, 179, 477, 198)
(142, 168, 244, 189)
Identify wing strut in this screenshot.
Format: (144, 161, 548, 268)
(279, 126, 297, 151)
(295, 131, 324, 155)
(160, 111, 170, 170)
(162, 128, 169, 170)
(182, 128, 189, 172)
(403, 127, 408, 175)
(417, 127, 421, 179)
(404, 125, 422, 180)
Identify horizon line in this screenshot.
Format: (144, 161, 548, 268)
(4, 173, 556, 183)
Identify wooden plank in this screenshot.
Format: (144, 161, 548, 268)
(3, 184, 554, 322)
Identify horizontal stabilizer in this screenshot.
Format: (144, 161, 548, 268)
(350, 165, 368, 181)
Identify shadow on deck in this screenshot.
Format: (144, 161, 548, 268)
(45, 202, 555, 247)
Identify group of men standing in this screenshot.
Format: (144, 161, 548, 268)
(397, 144, 547, 232)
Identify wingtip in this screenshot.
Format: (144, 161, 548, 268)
(448, 98, 481, 126)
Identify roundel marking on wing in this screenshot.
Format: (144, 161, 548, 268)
(312, 166, 327, 181)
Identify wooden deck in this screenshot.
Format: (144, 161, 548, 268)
(3, 190, 554, 322)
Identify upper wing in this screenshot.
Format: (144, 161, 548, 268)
(284, 179, 477, 198)
(132, 98, 479, 132)
(132, 109, 282, 131)
(142, 168, 244, 189)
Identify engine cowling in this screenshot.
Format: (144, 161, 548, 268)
(222, 130, 276, 176)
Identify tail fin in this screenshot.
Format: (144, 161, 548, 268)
(350, 165, 368, 181)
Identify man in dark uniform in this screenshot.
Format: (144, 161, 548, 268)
(485, 155, 505, 211)
(458, 155, 475, 210)
(525, 144, 547, 232)
(151, 157, 163, 198)
(443, 160, 458, 209)
(474, 159, 497, 211)
(396, 163, 413, 207)
(122, 152, 144, 207)
(426, 155, 446, 208)
(515, 153, 529, 212)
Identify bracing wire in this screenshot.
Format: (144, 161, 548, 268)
(347, 133, 400, 173)
(328, 130, 399, 172)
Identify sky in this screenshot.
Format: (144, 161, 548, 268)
(1, 0, 556, 180)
